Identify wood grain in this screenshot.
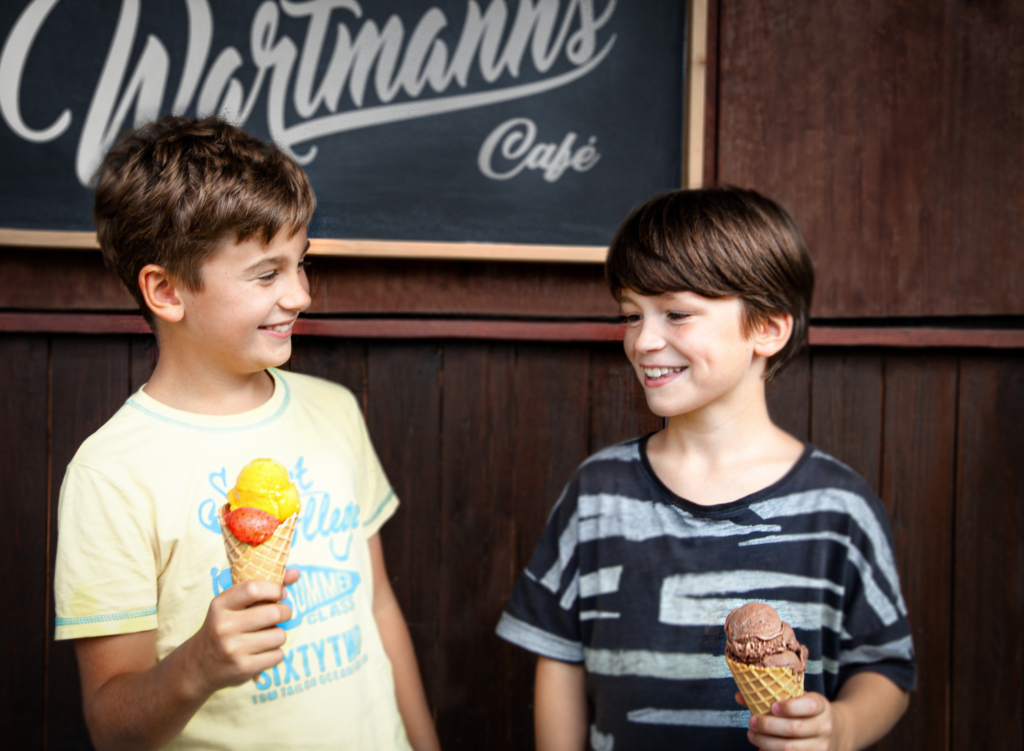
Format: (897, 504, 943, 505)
(875, 353, 957, 751)
(589, 344, 664, 452)
(716, 0, 1024, 317)
(435, 344, 518, 748)
(47, 336, 130, 750)
(364, 343, 443, 717)
(288, 339, 368, 410)
(953, 354, 1024, 749)
(0, 336, 49, 748)
(810, 349, 883, 492)
(767, 349, 811, 442)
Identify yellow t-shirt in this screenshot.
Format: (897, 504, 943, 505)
(54, 368, 411, 750)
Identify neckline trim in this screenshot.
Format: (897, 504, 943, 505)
(125, 368, 291, 432)
(638, 433, 813, 517)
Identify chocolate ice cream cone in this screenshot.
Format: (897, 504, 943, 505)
(726, 655, 805, 716)
(219, 503, 297, 585)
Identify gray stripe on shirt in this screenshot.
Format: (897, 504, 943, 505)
(749, 489, 907, 615)
(739, 532, 899, 626)
(841, 635, 914, 665)
(627, 708, 750, 728)
(579, 493, 781, 544)
(495, 612, 583, 662)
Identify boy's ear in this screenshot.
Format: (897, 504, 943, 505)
(751, 312, 793, 358)
(138, 264, 185, 324)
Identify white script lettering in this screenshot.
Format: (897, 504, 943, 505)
(478, 117, 600, 181)
(0, 0, 618, 185)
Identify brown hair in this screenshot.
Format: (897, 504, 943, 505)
(606, 188, 814, 381)
(93, 116, 316, 322)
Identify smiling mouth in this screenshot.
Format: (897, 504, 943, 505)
(261, 321, 296, 334)
(643, 366, 685, 378)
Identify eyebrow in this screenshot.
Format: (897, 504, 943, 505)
(244, 242, 311, 273)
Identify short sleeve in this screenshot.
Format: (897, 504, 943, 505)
(496, 481, 584, 663)
(54, 463, 159, 640)
(341, 390, 398, 539)
(837, 492, 917, 692)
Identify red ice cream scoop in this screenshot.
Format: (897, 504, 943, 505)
(226, 506, 282, 546)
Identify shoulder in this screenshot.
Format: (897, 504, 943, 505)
(275, 369, 361, 414)
(69, 398, 150, 471)
(749, 446, 894, 542)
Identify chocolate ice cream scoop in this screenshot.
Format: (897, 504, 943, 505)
(725, 602, 808, 674)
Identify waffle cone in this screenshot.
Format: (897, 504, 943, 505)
(219, 503, 297, 585)
(726, 655, 805, 716)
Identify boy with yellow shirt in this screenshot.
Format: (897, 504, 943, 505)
(53, 116, 440, 751)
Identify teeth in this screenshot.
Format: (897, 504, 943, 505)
(265, 321, 294, 333)
(644, 366, 683, 378)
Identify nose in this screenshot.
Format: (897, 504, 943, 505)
(281, 266, 312, 313)
(632, 316, 666, 354)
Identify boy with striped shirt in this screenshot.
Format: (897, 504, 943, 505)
(497, 188, 914, 750)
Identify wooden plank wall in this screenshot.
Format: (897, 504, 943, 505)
(2, 332, 1021, 750)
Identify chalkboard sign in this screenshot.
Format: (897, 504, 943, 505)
(0, 0, 704, 261)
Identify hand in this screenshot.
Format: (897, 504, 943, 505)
(186, 569, 300, 695)
(739, 691, 842, 751)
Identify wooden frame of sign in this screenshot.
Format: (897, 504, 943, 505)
(0, 1, 708, 264)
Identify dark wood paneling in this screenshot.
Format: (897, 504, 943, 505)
(953, 354, 1024, 749)
(128, 335, 157, 393)
(364, 343, 443, 715)
(716, 0, 1024, 317)
(435, 344, 518, 747)
(875, 354, 957, 751)
(308, 257, 616, 318)
(589, 344, 664, 452)
(47, 337, 130, 750)
(435, 343, 592, 749)
(0, 249, 133, 311)
(767, 349, 811, 442)
(0, 336, 49, 748)
(810, 350, 883, 492)
(288, 339, 368, 411)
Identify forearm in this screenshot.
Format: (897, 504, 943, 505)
(831, 672, 910, 751)
(375, 598, 440, 751)
(81, 639, 208, 751)
(535, 656, 587, 751)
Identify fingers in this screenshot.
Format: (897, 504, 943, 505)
(746, 694, 833, 749)
(770, 693, 828, 718)
(219, 580, 288, 610)
(283, 568, 301, 586)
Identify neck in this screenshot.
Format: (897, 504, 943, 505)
(658, 375, 789, 466)
(142, 345, 276, 415)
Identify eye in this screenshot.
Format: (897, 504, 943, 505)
(619, 313, 642, 326)
(299, 257, 312, 270)
(257, 270, 279, 282)
(666, 311, 691, 323)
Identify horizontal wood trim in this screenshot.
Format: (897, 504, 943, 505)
(308, 239, 607, 263)
(809, 327, 1024, 349)
(0, 229, 99, 249)
(1, 312, 1023, 348)
(0, 229, 607, 264)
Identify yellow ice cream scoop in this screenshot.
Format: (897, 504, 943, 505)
(227, 458, 300, 521)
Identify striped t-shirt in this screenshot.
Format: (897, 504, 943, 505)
(497, 436, 916, 750)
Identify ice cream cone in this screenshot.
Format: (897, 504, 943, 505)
(726, 655, 805, 716)
(219, 503, 297, 585)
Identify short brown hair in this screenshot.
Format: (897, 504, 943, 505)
(606, 188, 814, 381)
(93, 116, 316, 321)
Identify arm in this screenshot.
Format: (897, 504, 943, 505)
(744, 671, 910, 751)
(75, 572, 298, 751)
(534, 656, 588, 751)
(369, 534, 441, 751)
